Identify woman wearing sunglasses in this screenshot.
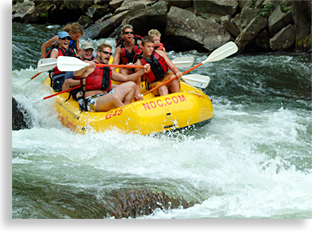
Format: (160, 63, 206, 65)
(41, 22, 83, 58)
(48, 31, 77, 92)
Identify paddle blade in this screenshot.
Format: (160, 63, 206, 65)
(172, 56, 195, 68)
(182, 74, 210, 88)
(57, 56, 90, 71)
(203, 41, 238, 64)
(37, 58, 57, 72)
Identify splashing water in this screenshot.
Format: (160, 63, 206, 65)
(11, 23, 312, 219)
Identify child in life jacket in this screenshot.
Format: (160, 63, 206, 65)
(148, 29, 166, 52)
(41, 22, 83, 58)
(133, 36, 182, 100)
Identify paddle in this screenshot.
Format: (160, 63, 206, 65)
(143, 41, 238, 96)
(25, 55, 192, 78)
(33, 85, 81, 103)
(57, 56, 146, 71)
(17, 58, 57, 86)
(171, 56, 194, 68)
(182, 74, 210, 88)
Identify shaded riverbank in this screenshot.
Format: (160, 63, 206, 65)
(12, 0, 311, 53)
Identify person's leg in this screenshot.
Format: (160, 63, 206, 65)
(95, 94, 124, 112)
(158, 85, 169, 96)
(168, 77, 180, 93)
(113, 81, 136, 105)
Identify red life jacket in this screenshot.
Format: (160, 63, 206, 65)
(154, 43, 165, 51)
(84, 66, 112, 92)
(116, 35, 142, 64)
(73, 56, 95, 81)
(138, 51, 168, 83)
(50, 48, 76, 76)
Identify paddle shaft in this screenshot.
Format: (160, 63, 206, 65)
(31, 72, 42, 80)
(95, 63, 144, 69)
(141, 41, 238, 95)
(143, 62, 203, 96)
(41, 85, 81, 101)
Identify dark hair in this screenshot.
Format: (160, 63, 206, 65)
(142, 36, 154, 46)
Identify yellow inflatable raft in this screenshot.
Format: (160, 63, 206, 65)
(42, 54, 213, 136)
(42, 76, 213, 135)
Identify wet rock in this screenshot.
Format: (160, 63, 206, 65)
(268, 5, 294, 36)
(12, 97, 28, 130)
(193, 0, 238, 16)
(124, 0, 168, 37)
(164, 6, 231, 52)
(86, 4, 112, 21)
(81, 10, 129, 39)
(167, 0, 192, 9)
(235, 15, 268, 52)
(12, 0, 35, 22)
(104, 188, 195, 218)
(115, 0, 156, 14)
(291, 1, 311, 51)
(269, 24, 296, 51)
(221, 15, 240, 38)
(109, 0, 124, 9)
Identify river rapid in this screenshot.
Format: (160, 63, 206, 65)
(11, 23, 311, 220)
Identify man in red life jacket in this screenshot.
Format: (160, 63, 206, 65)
(133, 36, 182, 99)
(73, 43, 150, 112)
(62, 41, 95, 92)
(112, 24, 142, 74)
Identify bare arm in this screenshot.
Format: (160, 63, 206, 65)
(50, 49, 59, 59)
(73, 61, 95, 77)
(112, 64, 150, 82)
(155, 50, 182, 79)
(111, 47, 121, 71)
(41, 35, 58, 58)
(75, 40, 81, 56)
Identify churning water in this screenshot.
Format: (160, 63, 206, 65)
(11, 23, 311, 219)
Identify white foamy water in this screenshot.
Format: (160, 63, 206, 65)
(11, 25, 312, 221)
(12, 65, 312, 219)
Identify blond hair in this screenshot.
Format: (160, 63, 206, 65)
(63, 22, 83, 35)
(148, 29, 161, 37)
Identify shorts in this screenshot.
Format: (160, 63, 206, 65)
(78, 89, 115, 112)
(148, 72, 179, 95)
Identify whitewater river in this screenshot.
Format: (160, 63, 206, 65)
(11, 23, 311, 219)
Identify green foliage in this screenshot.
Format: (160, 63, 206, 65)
(281, 0, 292, 13)
(260, 3, 274, 16)
(296, 35, 312, 49)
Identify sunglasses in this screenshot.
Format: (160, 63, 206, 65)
(61, 36, 71, 40)
(101, 51, 112, 55)
(84, 48, 94, 52)
(124, 32, 134, 35)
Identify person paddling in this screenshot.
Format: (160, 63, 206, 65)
(133, 36, 182, 99)
(74, 43, 150, 112)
